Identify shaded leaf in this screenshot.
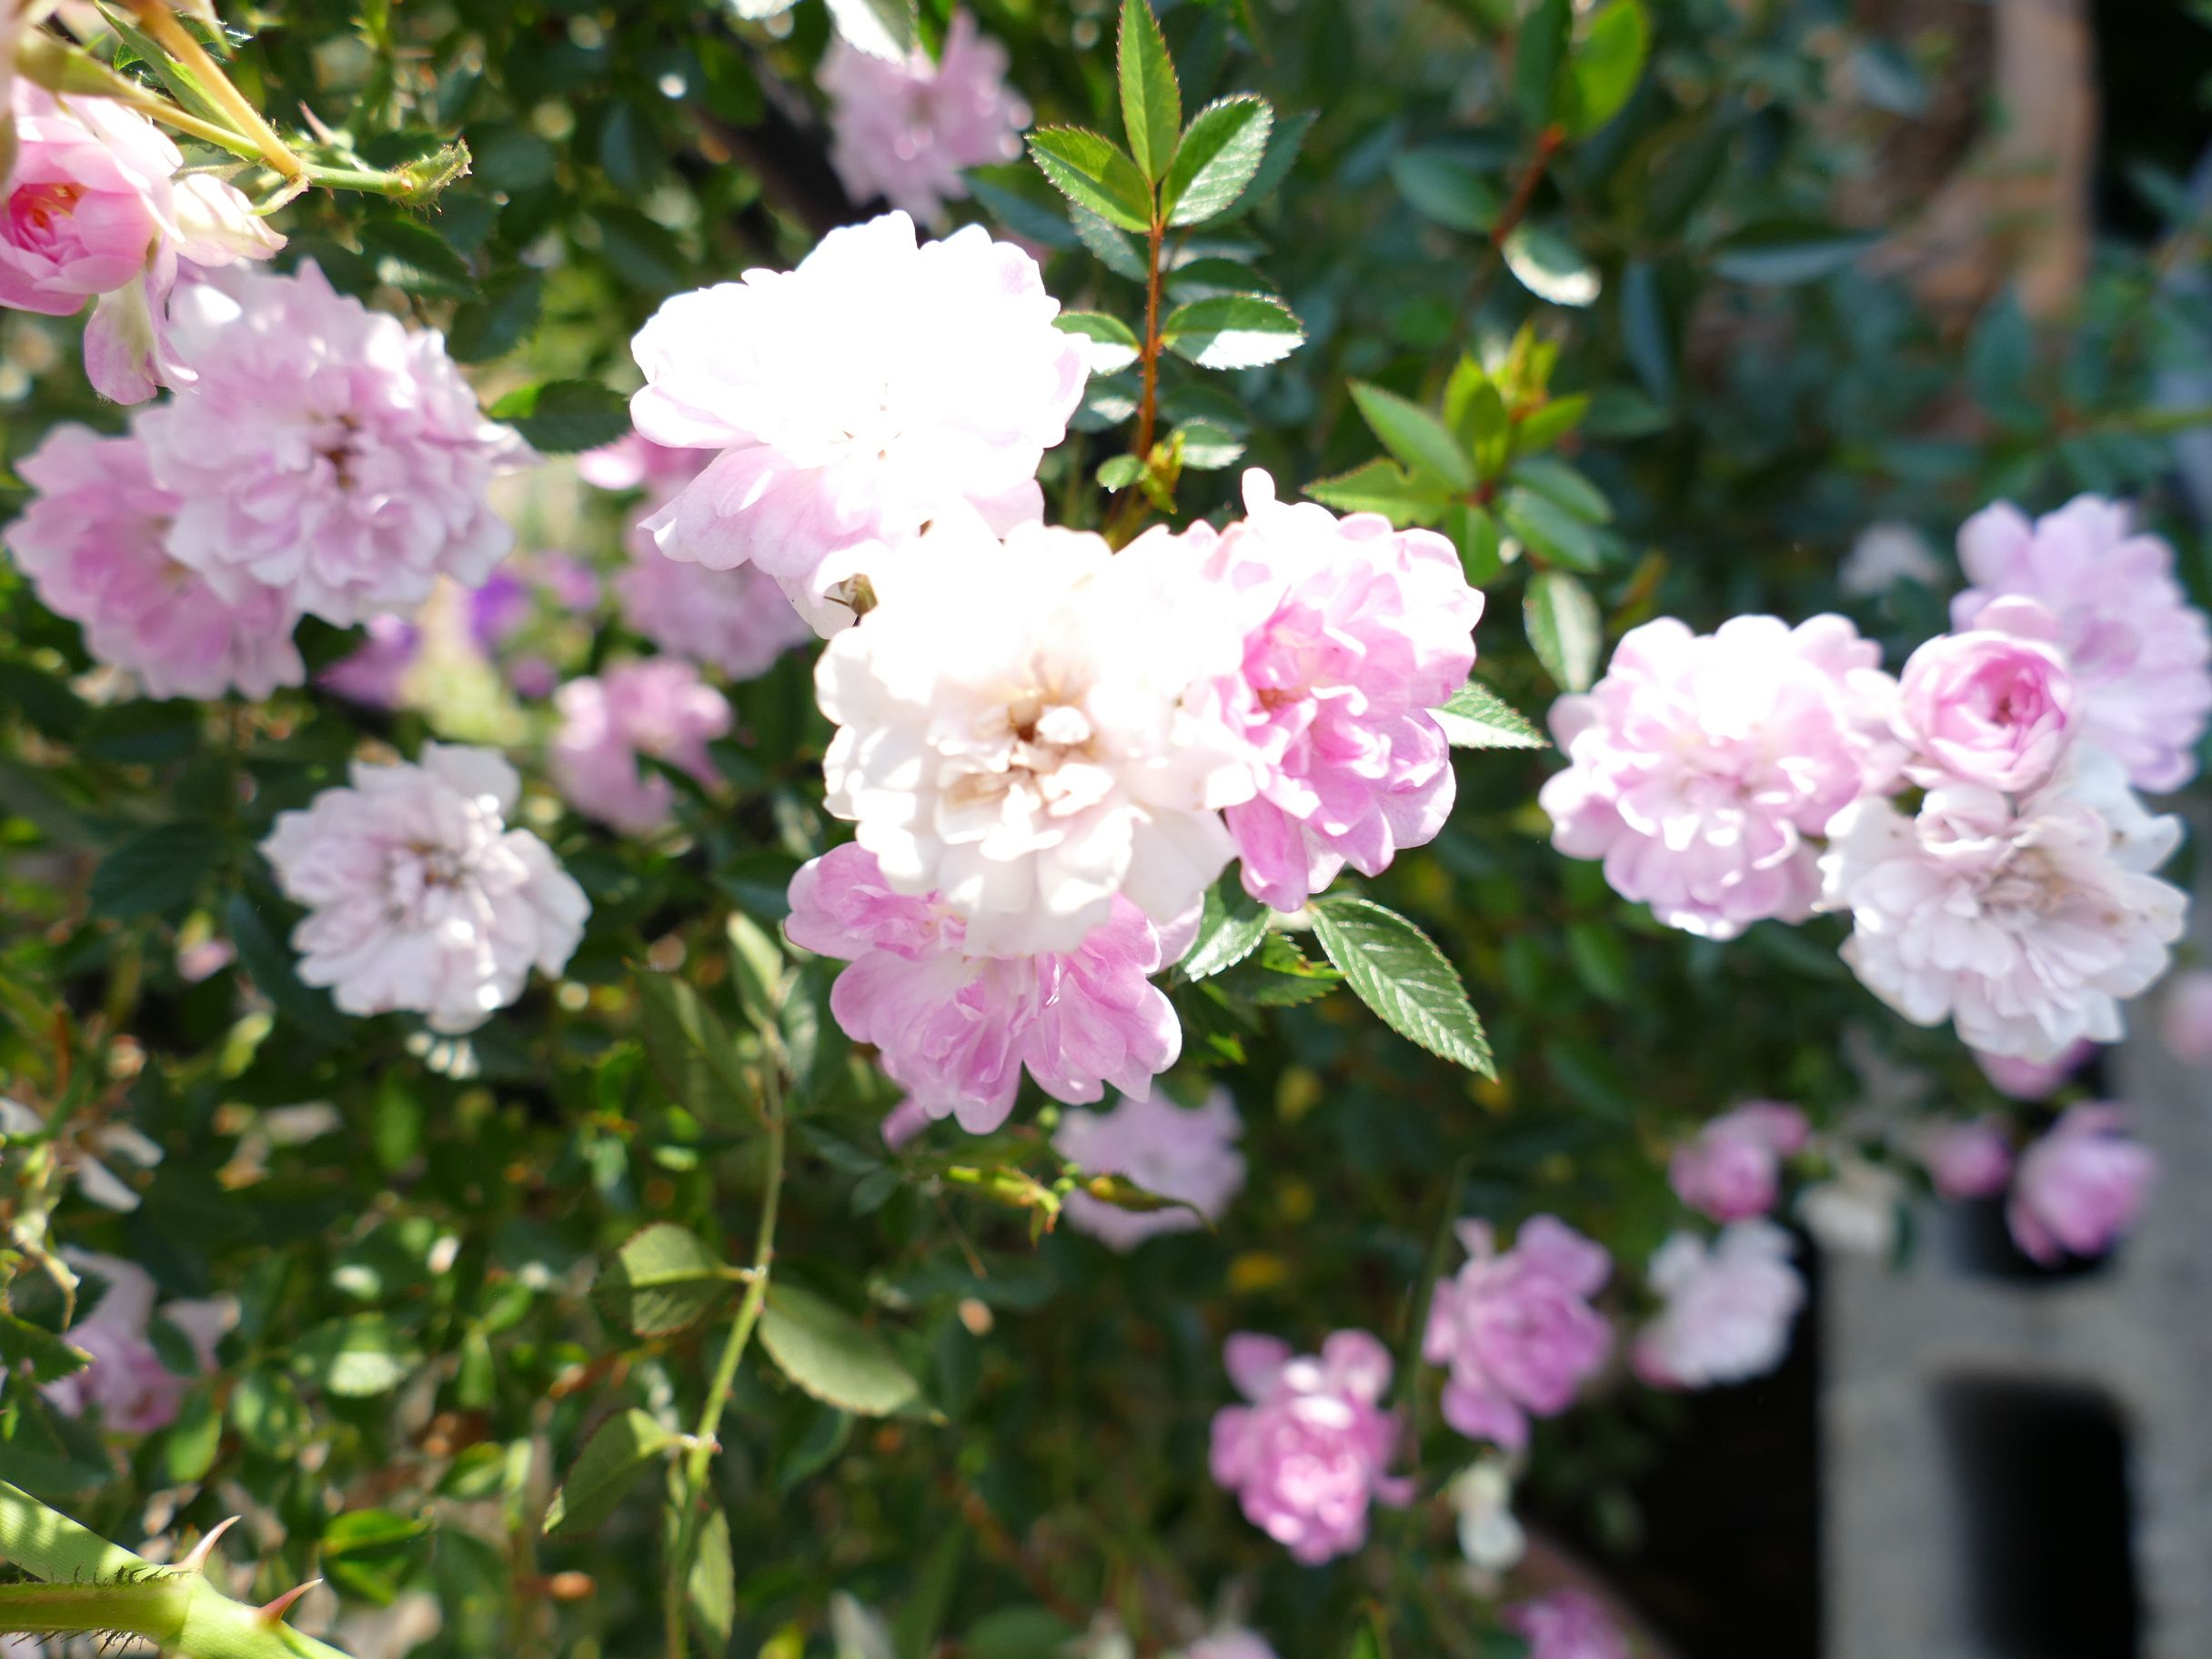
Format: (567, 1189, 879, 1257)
(226, 890, 347, 1044)
(488, 380, 628, 454)
(759, 1283, 920, 1417)
(543, 1409, 682, 1535)
(635, 970, 752, 1126)
(1069, 203, 1149, 281)
(1161, 293, 1303, 368)
(1524, 568, 1603, 691)
(1180, 879, 1270, 980)
(448, 267, 545, 362)
(89, 822, 221, 921)
(1215, 108, 1313, 222)
(592, 1223, 737, 1339)
(1348, 381, 1474, 492)
(1711, 221, 1876, 285)
(1562, 0, 1650, 137)
(1500, 487, 1604, 571)
(297, 1314, 421, 1399)
(1392, 148, 1501, 234)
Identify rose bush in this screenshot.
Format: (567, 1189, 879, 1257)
(0, 3, 2206, 1657)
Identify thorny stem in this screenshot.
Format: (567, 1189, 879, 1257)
(128, 0, 305, 181)
(1105, 216, 1171, 548)
(661, 1071, 786, 1659)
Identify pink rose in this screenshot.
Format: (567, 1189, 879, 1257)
(1918, 1117, 2015, 1201)
(550, 659, 732, 835)
(1972, 1038, 2095, 1101)
(1208, 1330, 1413, 1563)
(1503, 1592, 1630, 1659)
(2006, 1105, 2155, 1265)
(42, 1251, 227, 1434)
(1667, 1101, 1808, 1222)
(1895, 598, 2076, 792)
(1421, 1216, 1612, 1449)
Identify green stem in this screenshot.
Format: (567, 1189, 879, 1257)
(0, 1483, 350, 1659)
(128, 1, 305, 181)
(661, 1079, 787, 1659)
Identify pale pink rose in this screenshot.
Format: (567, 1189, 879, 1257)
(816, 512, 1250, 955)
(259, 743, 588, 1033)
(1953, 497, 2212, 792)
(1633, 1220, 1805, 1390)
(1918, 1117, 2014, 1201)
(0, 83, 280, 402)
(550, 659, 732, 835)
(1972, 1038, 2095, 1101)
(1208, 1330, 1413, 1564)
(2006, 1104, 2155, 1265)
(785, 843, 1183, 1134)
(1895, 598, 2076, 792)
(138, 263, 528, 627)
(1421, 1216, 1611, 1450)
(3, 422, 302, 699)
(577, 433, 709, 493)
(1170, 469, 1483, 910)
(628, 212, 1086, 633)
(1819, 747, 2186, 1061)
(43, 1251, 227, 1434)
(1053, 1089, 1246, 1251)
(1502, 1592, 1630, 1659)
(2160, 968, 2212, 1064)
(879, 1097, 932, 1149)
(1540, 614, 1899, 940)
(819, 9, 1030, 226)
(616, 541, 812, 681)
(1668, 1101, 1809, 1222)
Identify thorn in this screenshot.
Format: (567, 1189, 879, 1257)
(256, 1580, 321, 1624)
(179, 1516, 241, 1574)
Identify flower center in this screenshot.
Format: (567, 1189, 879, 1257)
(10, 184, 84, 242)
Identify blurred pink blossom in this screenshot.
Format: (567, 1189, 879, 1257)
(1667, 1101, 1809, 1222)
(1177, 470, 1482, 911)
(628, 212, 1085, 632)
(617, 544, 811, 681)
(2160, 969, 2212, 1064)
(1918, 1117, 2015, 1201)
(1422, 1216, 1612, 1450)
(42, 1251, 227, 1434)
(1541, 614, 1898, 940)
(1502, 1592, 1630, 1659)
(176, 937, 236, 984)
(1209, 1330, 1413, 1563)
(577, 433, 709, 494)
(3, 423, 302, 699)
(320, 615, 421, 709)
(1952, 497, 2212, 792)
(1973, 1038, 2095, 1101)
(1634, 1220, 1805, 1390)
(2007, 1105, 2155, 1265)
(1054, 1089, 1246, 1252)
(785, 844, 1185, 1134)
(819, 10, 1030, 225)
(1895, 598, 2076, 793)
(550, 659, 732, 835)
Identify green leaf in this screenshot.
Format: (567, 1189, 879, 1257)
(1030, 127, 1154, 233)
(543, 1408, 682, 1535)
(1509, 455, 1611, 521)
(1303, 458, 1453, 527)
(1055, 310, 1141, 375)
(592, 1223, 738, 1338)
(1219, 932, 1342, 1007)
(0, 1313, 87, 1387)
(1097, 454, 1146, 490)
(1309, 896, 1493, 1076)
(89, 822, 221, 921)
(1432, 680, 1548, 749)
(488, 379, 630, 454)
(1161, 294, 1303, 368)
(447, 267, 545, 362)
(1502, 222, 1600, 307)
(1165, 256, 1272, 301)
(635, 970, 752, 1126)
(1348, 381, 1474, 492)
(1173, 420, 1243, 468)
(1711, 221, 1876, 285)
(966, 166, 1081, 250)
(1513, 0, 1573, 129)
(357, 217, 473, 297)
(1500, 487, 1604, 571)
(1523, 568, 1603, 691)
(1117, 0, 1180, 183)
(759, 1283, 920, 1417)
(688, 1501, 738, 1648)
(1620, 259, 1677, 402)
(226, 890, 347, 1044)
(163, 1387, 220, 1483)
(297, 1314, 421, 1399)
(1181, 879, 1271, 980)
(1162, 96, 1272, 226)
(824, 0, 918, 60)
(321, 1508, 433, 1607)
(1391, 148, 1501, 234)
(1069, 203, 1148, 281)
(1562, 0, 1650, 137)
(1515, 392, 1592, 453)
(1215, 107, 1312, 222)
(1447, 503, 1503, 584)
(963, 1608, 1081, 1659)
